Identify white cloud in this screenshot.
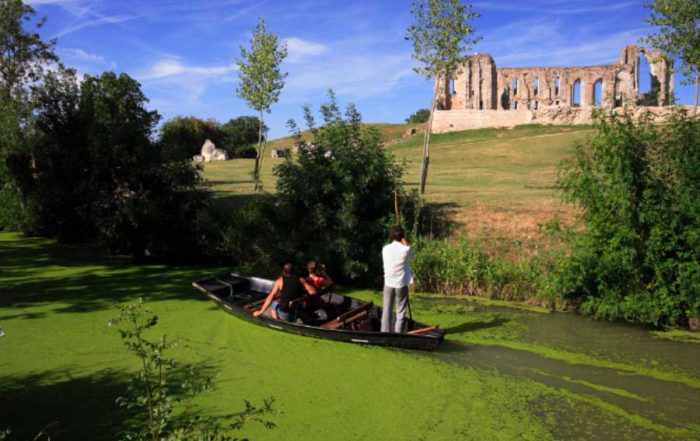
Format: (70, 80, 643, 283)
(284, 37, 329, 63)
(141, 59, 237, 80)
(474, 1, 637, 14)
(137, 58, 238, 114)
(56, 14, 139, 38)
(57, 47, 118, 71)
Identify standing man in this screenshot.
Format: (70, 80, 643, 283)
(381, 225, 414, 333)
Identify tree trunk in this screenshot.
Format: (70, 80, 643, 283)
(254, 110, 264, 191)
(694, 69, 699, 116)
(419, 80, 439, 194)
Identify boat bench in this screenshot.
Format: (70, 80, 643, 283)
(320, 302, 373, 330)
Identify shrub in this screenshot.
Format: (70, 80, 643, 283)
(273, 91, 405, 283)
(159, 116, 229, 162)
(552, 108, 700, 327)
(411, 236, 546, 301)
(222, 115, 263, 158)
(9, 68, 214, 261)
(405, 108, 430, 124)
(109, 299, 276, 440)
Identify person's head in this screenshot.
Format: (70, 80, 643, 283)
(282, 262, 295, 277)
(389, 224, 404, 242)
(307, 260, 318, 276)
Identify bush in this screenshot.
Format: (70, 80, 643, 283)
(159, 116, 229, 162)
(222, 115, 262, 158)
(411, 236, 545, 301)
(552, 108, 700, 327)
(272, 92, 405, 283)
(10, 69, 215, 261)
(405, 108, 430, 124)
(110, 299, 277, 440)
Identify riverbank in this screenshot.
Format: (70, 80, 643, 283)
(1, 232, 699, 440)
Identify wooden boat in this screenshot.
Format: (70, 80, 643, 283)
(192, 273, 445, 351)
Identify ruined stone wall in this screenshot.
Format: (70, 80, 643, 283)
(433, 44, 675, 133)
(431, 106, 690, 134)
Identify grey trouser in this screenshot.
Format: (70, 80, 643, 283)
(381, 285, 409, 333)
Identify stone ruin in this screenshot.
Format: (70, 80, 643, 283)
(431, 45, 677, 133)
(194, 139, 228, 162)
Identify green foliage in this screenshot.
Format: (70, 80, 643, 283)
(406, 0, 481, 80)
(273, 91, 404, 282)
(11, 69, 213, 260)
(0, 0, 57, 100)
(412, 237, 546, 301)
(159, 116, 229, 162)
(109, 299, 277, 441)
(222, 115, 263, 157)
(0, 0, 57, 230)
(405, 108, 430, 124)
(552, 109, 700, 327)
(642, 0, 700, 110)
(235, 17, 287, 191)
(642, 0, 700, 82)
(406, 0, 481, 194)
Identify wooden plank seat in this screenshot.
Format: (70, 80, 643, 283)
(320, 302, 373, 330)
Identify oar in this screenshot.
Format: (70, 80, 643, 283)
(392, 190, 400, 225)
(392, 190, 414, 330)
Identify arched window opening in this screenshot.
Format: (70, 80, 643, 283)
(638, 54, 660, 105)
(450, 79, 456, 95)
(554, 77, 560, 96)
(572, 79, 581, 107)
(533, 78, 539, 96)
(638, 55, 651, 94)
(513, 78, 518, 96)
(532, 101, 539, 110)
(512, 101, 518, 110)
(479, 101, 483, 110)
(593, 79, 603, 107)
(555, 100, 560, 106)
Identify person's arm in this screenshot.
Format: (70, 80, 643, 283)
(253, 279, 281, 317)
(319, 265, 333, 288)
(300, 277, 317, 295)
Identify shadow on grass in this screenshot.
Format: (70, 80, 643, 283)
(0, 363, 224, 441)
(0, 234, 221, 314)
(416, 202, 460, 239)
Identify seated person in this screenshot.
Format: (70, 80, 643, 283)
(253, 262, 317, 321)
(306, 260, 333, 293)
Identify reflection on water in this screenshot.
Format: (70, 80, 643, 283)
(424, 297, 700, 440)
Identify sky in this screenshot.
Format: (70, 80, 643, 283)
(26, 0, 696, 139)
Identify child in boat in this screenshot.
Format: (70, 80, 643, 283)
(306, 260, 333, 293)
(254, 262, 317, 321)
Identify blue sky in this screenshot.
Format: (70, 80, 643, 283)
(27, 0, 695, 139)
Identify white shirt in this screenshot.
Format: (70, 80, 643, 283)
(382, 241, 414, 288)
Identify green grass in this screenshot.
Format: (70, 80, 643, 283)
(202, 123, 594, 240)
(2, 232, 700, 440)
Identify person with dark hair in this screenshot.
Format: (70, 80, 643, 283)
(381, 225, 414, 333)
(306, 260, 333, 292)
(254, 262, 317, 321)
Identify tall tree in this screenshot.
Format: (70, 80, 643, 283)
(0, 0, 57, 229)
(0, 0, 56, 101)
(642, 0, 700, 114)
(406, 0, 480, 194)
(236, 17, 287, 191)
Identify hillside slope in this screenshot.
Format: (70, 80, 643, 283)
(202, 123, 594, 241)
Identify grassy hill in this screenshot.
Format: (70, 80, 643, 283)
(202, 123, 595, 242)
